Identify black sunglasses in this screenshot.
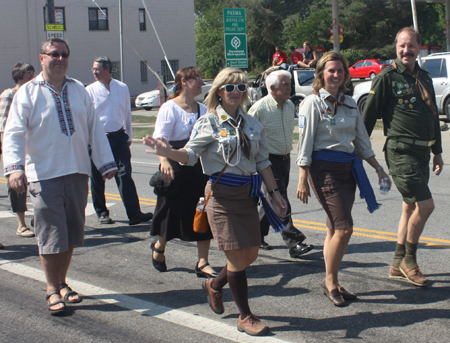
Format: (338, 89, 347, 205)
(42, 52, 70, 59)
(219, 84, 247, 93)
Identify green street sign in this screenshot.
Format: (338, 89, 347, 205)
(223, 8, 246, 33)
(226, 60, 248, 69)
(225, 34, 247, 60)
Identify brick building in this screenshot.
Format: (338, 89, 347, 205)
(0, 0, 197, 96)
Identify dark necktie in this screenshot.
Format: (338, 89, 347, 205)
(228, 116, 251, 160)
(325, 95, 356, 116)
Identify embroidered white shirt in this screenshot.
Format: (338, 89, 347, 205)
(3, 72, 117, 182)
(86, 79, 133, 141)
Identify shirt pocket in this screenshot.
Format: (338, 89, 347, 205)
(248, 131, 261, 155)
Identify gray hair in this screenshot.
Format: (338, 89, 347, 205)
(94, 56, 112, 73)
(265, 70, 291, 94)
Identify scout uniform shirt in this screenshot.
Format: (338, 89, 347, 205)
(296, 89, 374, 167)
(362, 58, 442, 155)
(183, 105, 271, 176)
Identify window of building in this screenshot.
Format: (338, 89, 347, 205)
(139, 9, 146, 31)
(161, 60, 179, 82)
(111, 61, 121, 81)
(140, 61, 148, 83)
(88, 7, 108, 31)
(43, 7, 66, 30)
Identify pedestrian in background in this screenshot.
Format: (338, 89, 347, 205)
(363, 27, 443, 287)
(86, 56, 153, 226)
(3, 38, 117, 315)
(149, 66, 215, 277)
(297, 52, 390, 306)
(144, 67, 287, 336)
(0, 62, 35, 238)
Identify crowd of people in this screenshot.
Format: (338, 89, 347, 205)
(0, 26, 443, 337)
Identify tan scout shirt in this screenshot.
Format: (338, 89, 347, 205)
(183, 105, 271, 176)
(296, 89, 375, 167)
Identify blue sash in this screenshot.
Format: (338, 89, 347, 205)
(311, 150, 381, 213)
(209, 173, 286, 233)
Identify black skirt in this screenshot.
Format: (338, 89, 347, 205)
(150, 155, 212, 242)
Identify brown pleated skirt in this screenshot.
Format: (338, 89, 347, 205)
(205, 181, 261, 251)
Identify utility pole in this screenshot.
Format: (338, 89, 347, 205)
(45, 0, 55, 24)
(119, 0, 124, 82)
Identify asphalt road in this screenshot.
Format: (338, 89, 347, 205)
(1, 119, 450, 342)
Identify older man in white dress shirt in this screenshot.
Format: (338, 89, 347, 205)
(3, 38, 117, 315)
(86, 56, 153, 226)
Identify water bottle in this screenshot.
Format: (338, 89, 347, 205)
(380, 177, 389, 195)
(197, 197, 205, 211)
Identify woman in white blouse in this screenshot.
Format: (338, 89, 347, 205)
(296, 52, 391, 306)
(149, 66, 216, 278)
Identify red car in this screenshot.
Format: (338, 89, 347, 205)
(350, 59, 390, 79)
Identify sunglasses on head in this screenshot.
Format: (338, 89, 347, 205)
(42, 52, 70, 59)
(219, 84, 247, 93)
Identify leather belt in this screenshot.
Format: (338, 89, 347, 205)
(269, 153, 290, 160)
(396, 137, 435, 147)
(106, 128, 125, 137)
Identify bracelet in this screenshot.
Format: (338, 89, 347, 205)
(269, 188, 279, 195)
(375, 166, 384, 173)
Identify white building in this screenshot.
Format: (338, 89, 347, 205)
(0, 0, 197, 96)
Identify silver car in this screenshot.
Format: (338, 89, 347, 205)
(135, 81, 212, 110)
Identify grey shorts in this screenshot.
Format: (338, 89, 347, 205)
(29, 173, 89, 254)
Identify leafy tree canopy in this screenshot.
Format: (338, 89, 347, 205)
(195, 0, 447, 78)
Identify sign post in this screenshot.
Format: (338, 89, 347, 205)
(223, 8, 247, 69)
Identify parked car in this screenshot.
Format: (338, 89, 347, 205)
(135, 81, 212, 110)
(352, 81, 372, 115)
(350, 59, 390, 80)
(248, 68, 316, 117)
(353, 52, 450, 120)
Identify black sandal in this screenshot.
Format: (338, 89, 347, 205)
(60, 283, 82, 303)
(195, 261, 218, 278)
(150, 241, 167, 272)
(46, 290, 66, 316)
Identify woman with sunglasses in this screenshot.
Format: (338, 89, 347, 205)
(296, 52, 391, 306)
(149, 66, 216, 278)
(144, 67, 287, 336)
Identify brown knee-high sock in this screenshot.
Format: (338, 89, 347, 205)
(228, 269, 251, 319)
(211, 265, 228, 291)
(392, 243, 406, 268)
(404, 241, 418, 269)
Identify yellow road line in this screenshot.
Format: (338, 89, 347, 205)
(1, 176, 447, 246)
(293, 219, 450, 247)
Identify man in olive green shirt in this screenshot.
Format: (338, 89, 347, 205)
(363, 27, 443, 287)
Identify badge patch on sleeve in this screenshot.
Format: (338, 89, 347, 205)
(370, 90, 375, 94)
(190, 129, 198, 140)
(298, 115, 306, 128)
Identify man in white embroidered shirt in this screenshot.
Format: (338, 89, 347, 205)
(3, 38, 118, 315)
(248, 70, 314, 258)
(86, 56, 153, 226)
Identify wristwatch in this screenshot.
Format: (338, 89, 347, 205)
(269, 188, 279, 196)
